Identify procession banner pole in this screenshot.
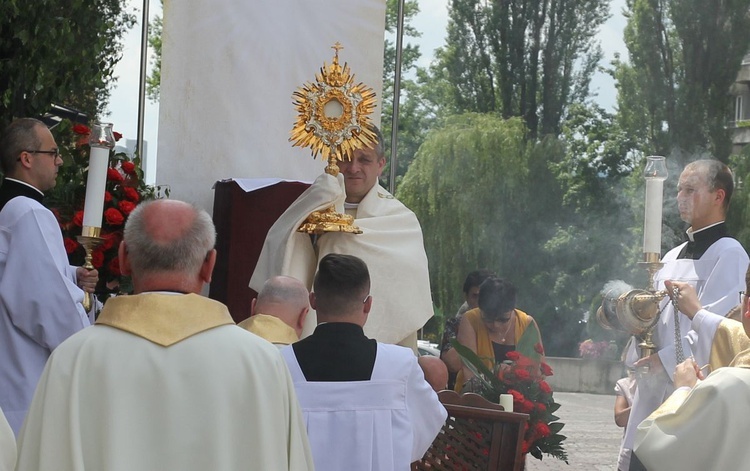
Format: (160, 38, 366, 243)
(388, 0, 406, 195)
(136, 0, 151, 162)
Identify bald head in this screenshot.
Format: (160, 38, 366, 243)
(252, 276, 310, 337)
(121, 199, 216, 292)
(418, 356, 449, 392)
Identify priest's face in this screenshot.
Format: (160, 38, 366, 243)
(339, 146, 385, 204)
(29, 125, 62, 192)
(677, 167, 721, 230)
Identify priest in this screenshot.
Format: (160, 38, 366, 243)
(15, 199, 314, 471)
(633, 269, 750, 470)
(251, 125, 432, 350)
(0, 118, 98, 435)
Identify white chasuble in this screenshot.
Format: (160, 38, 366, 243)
(15, 293, 314, 471)
(635, 354, 750, 470)
(251, 173, 433, 344)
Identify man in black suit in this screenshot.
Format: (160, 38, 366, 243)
(280, 253, 446, 470)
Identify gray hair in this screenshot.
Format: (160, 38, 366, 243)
(124, 200, 216, 275)
(368, 124, 385, 160)
(258, 277, 309, 307)
(0, 118, 44, 174)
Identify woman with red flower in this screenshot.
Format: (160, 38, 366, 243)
(455, 277, 544, 392)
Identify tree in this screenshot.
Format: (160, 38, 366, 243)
(423, 0, 609, 138)
(613, 0, 750, 162)
(0, 0, 136, 125)
(398, 113, 585, 355)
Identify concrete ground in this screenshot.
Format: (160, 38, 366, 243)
(525, 392, 622, 471)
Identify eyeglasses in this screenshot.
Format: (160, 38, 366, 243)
(22, 149, 61, 159)
(363, 294, 371, 304)
(741, 291, 746, 305)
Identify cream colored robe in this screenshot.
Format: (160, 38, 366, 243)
(0, 407, 14, 471)
(634, 349, 750, 470)
(15, 293, 314, 471)
(250, 173, 433, 344)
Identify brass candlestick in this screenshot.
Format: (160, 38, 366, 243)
(77, 226, 104, 312)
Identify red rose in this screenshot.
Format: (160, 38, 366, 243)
(515, 355, 535, 368)
(104, 191, 113, 203)
(539, 380, 552, 394)
(540, 362, 554, 376)
(63, 237, 79, 254)
(508, 389, 524, 402)
(123, 187, 140, 202)
(104, 208, 124, 226)
(118, 200, 136, 215)
(72, 210, 84, 227)
(108, 257, 121, 277)
(100, 232, 121, 251)
(534, 422, 550, 438)
(536, 402, 547, 413)
(515, 369, 532, 381)
(534, 343, 545, 355)
(72, 124, 91, 135)
(519, 399, 535, 413)
(121, 161, 136, 175)
(91, 249, 105, 268)
(506, 351, 521, 361)
(521, 441, 531, 454)
(113, 131, 123, 142)
(107, 168, 124, 182)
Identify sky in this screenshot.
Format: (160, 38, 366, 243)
(105, 0, 628, 180)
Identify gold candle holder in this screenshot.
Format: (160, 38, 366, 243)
(77, 226, 104, 312)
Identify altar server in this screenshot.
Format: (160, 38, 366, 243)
(282, 253, 446, 470)
(0, 118, 97, 435)
(15, 199, 314, 471)
(622, 159, 749, 461)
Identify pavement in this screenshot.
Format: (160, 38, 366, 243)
(525, 392, 622, 471)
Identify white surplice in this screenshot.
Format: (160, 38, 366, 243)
(15, 293, 314, 471)
(634, 350, 750, 470)
(0, 406, 15, 471)
(282, 343, 447, 470)
(622, 237, 749, 454)
(0, 195, 89, 435)
(251, 173, 433, 344)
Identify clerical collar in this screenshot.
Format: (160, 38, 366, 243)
(686, 221, 725, 242)
(344, 202, 359, 210)
(0, 178, 45, 212)
(677, 221, 729, 260)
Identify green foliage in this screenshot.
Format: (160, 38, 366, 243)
(0, 0, 136, 125)
(613, 0, 750, 161)
(421, 0, 609, 137)
(146, 0, 163, 102)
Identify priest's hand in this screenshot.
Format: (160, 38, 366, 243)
(673, 358, 704, 389)
(76, 267, 99, 293)
(634, 352, 664, 375)
(665, 280, 701, 319)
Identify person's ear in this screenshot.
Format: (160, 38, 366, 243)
(199, 249, 217, 283)
(118, 241, 132, 276)
(250, 298, 257, 317)
(363, 295, 373, 315)
(309, 292, 317, 310)
(298, 307, 309, 331)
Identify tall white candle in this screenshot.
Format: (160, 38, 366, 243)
(82, 146, 110, 228)
(642, 156, 668, 254)
(643, 179, 664, 253)
(499, 394, 513, 412)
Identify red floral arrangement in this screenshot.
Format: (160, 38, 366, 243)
(46, 120, 166, 300)
(452, 328, 568, 462)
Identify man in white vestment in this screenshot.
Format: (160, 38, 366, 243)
(15, 199, 314, 471)
(0, 118, 98, 435)
(251, 125, 432, 350)
(621, 159, 749, 467)
(238, 275, 309, 346)
(632, 268, 750, 470)
(281, 253, 446, 470)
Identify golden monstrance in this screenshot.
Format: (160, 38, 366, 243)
(290, 42, 377, 234)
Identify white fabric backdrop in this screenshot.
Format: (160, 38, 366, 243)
(157, 0, 386, 212)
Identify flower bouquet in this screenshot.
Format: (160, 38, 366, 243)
(45, 120, 166, 302)
(452, 326, 568, 462)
